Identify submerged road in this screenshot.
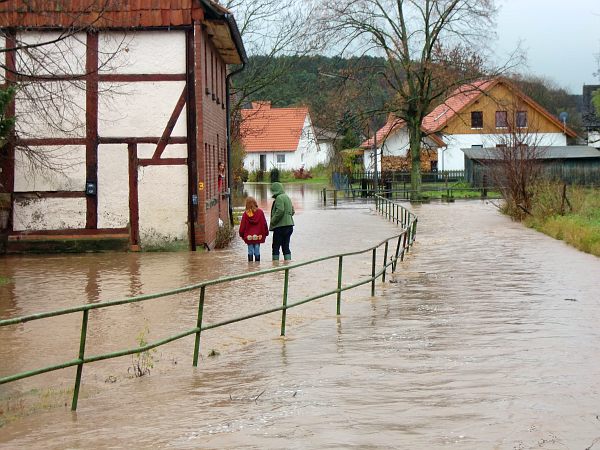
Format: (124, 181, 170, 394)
(1, 186, 600, 449)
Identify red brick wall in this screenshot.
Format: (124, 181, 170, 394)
(193, 23, 229, 249)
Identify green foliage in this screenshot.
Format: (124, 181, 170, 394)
(231, 139, 248, 187)
(0, 86, 15, 147)
(592, 89, 600, 118)
(129, 322, 156, 378)
(269, 167, 280, 182)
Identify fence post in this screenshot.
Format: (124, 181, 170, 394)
(411, 219, 418, 244)
(71, 309, 89, 411)
(400, 229, 408, 261)
(382, 241, 389, 282)
(322, 188, 327, 206)
(371, 248, 377, 296)
(280, 269, 290, 336)
(192, 285, 206, 367)
(333, 189, 338, 206)
(392, 233, 402, 272)
(336, 256, 343, 315)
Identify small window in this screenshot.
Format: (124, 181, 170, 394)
(471, 111, 483, 129)
(495, 111, 508, 128)
(430, 160, 438, 172)
(276, 154, 285, 163)
(516, 111, 528, 128)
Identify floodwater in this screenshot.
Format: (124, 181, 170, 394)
(2, 185, 600, 449)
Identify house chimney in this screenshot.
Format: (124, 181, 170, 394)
(251, 101, 271, 110)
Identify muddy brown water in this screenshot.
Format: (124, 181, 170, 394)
(1, 185, 600, 449)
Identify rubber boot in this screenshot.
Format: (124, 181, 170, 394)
(248, 254, 253, 262)
(255, 255, 260, 262)
(272, 254, 280, 261)
(283, 253, 292, 261)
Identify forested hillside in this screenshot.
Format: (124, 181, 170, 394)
(232, 55, 582, 140)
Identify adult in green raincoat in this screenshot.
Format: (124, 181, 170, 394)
(269, 182, 295, 260)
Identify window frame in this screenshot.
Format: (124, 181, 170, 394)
(495, 110, 508, 129)
(471, 111, 483, 129)
(516, 110, 528, 128)
(276, 153, 286, 164)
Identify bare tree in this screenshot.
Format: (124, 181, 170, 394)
(480, 100, 548, 219)
(319, 0, 515, 199)
(0, 1, 128, 176)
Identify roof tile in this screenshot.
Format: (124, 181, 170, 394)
(240, 103, 309, 152)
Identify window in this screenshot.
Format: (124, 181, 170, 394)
(495, 111, 508, 128)
(276, 154, 286, 163)
(471, 111, 483, 129)
(430, 160, 438, 172)
(516, 110, 528, 128)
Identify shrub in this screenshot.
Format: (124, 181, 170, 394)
(293, 167, 312, 179)
(214, 221, 234, 249)
(270, 167, 280, 182)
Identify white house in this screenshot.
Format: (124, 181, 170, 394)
(360, 115, 445, 172)
(240, 102, 328, 172)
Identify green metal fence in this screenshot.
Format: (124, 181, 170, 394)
(0, 199, 417, 411)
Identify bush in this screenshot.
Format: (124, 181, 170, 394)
(214, 222, 234, 249)
(270, 167, 280, 182)
(293, 167, 312, 179)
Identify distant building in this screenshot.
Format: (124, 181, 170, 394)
(240, 102, 328, 172)
(365, 78, 579, 172)
(582, 85, 600, 147)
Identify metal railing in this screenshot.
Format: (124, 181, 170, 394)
(0, 202, 418, 411)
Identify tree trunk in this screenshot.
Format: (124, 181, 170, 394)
(408, 125, 422, 200)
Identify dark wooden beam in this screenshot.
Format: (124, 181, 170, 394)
(128, 143, 140, 249)
(98, 136, 187, 145)
(14, 191, 86, 199)
(138, 158, 187, 166)
(152, 85, 188, 159)
(86, 32, 99, 229)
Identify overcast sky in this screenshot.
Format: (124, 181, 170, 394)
(494, 0, 600, 94)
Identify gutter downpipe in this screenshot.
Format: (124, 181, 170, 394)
(225, 14, 248, 226)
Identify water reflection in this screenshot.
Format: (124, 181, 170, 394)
(3, 198, 600, 449)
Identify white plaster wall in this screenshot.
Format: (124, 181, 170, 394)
(15, 81, 86, 138)
(98, 81, 186, 137)
(98, 144, 129, 229)
(16, 32, 87, 76)
(13, 145, 86, 192)
(13, 198, 86, 231)
(439, 132, 569, 171)
(137, 165, 188, 247)
(297, 116, 328, 169)
(99, 31, 186, 74)
(244, 151, 297, 172)
(588, 131, 600, 147)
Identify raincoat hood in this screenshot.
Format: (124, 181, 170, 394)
(271, 182, 285, 198)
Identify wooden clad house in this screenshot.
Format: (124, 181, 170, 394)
(365, 78, 578, 172)
(423, 78, 578, 171)
(0, 0, 246, 252)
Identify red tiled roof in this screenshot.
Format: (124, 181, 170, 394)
(0, 0, 205, 28)
(422, 79, 496, 133)
(360, 114, 445, 148)
(240, 102, 309, 152)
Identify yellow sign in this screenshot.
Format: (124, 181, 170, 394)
(198, 182, 204, 190)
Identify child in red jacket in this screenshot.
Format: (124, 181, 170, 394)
(238, 197, 269, 262)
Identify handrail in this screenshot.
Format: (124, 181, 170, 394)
(0, 200, 418, 410)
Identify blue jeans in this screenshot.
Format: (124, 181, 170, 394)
(247, 243, 260, 258)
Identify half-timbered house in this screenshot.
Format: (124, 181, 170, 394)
(0, 0, 246, 252)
